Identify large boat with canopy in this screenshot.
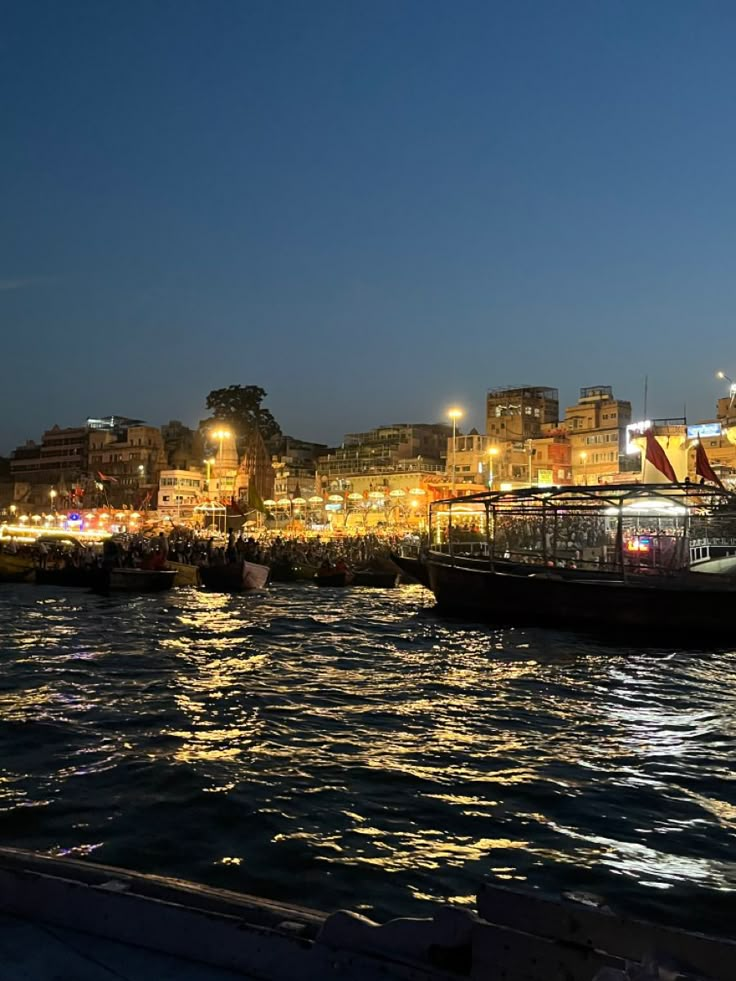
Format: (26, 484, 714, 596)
(425, 483, 736, 640)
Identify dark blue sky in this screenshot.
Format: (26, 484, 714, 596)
(2, 0, 735, 452)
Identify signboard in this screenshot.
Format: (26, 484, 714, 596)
(537, 469, 554, 487)
(686, 422, 722, 440)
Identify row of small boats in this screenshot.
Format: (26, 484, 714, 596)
(0, 554, 404, 594)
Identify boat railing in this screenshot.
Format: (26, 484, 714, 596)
(690, 539, 736, 565)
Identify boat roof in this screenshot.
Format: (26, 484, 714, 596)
(433, 482, 736, 511)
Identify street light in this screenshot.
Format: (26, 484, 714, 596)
(211, 429, 232, 463)
(716, 370, 736, 409)
(579, 451, 588, 486)
(49, 488, 57, 511)
(487, 446, 499, 490)
(447, 408, 463, 496)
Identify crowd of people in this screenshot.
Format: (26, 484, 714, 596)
(0, 527, 410, 582)
(165, 529, 403, 573)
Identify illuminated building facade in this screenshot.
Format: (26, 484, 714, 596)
(316, 424, 450, 490)
(446, 431, 497, 487)
(486, 386, 559, 442)
(157, 469, 205, 516)
(161, 420, 205, 470)
(10, 425, 88, 506)
(88, 424, 166, 506)
(561, 386, 632, 484)
(271, 437, 326, 499)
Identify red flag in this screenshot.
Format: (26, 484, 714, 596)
(98, 471, 119, 484)
(645, 431, 677, 482)
(695, 441, 724, 489)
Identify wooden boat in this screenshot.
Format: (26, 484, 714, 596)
(35, 566, 98, 588)
(427, 483, 736, 641)
(0, 846, 730, 981)
(269, 558, 299, 582)
(352, 569, 399, 588)
(0, 550, 35, 583)
(315, 570, 353, 587)
(390, 551, 431, 587)
(293, 563, 318, 580)
(200, 560, 270, 592)
(167, 560, 201, 587)
(94, 568, 177, 593)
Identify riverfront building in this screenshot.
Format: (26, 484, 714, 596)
(157, 469, 205, 517)
(316, 423, 450, 490)
(10, 425, 88, 506)
(88, 423, 166, 507)
(561, 386, 632, 485)
(485, 386, 559, 442)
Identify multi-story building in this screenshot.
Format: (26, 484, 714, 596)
(10, 425, 88, 506)
(271, 436, 327, 499)
(528, 429, 572, 486)
(486, 386, 559, 442)
(88, 423, 166, 507)
(560, 386, 632, 484)
(317, 423, 451, 484)
(683, 400, 736, 485)
(157, 469, 205, 517)
(446, 431, 498, 487)
(0, 457, 12, 507)
(161, 420, 205, 471)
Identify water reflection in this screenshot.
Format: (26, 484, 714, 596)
(0, 583, 734, 932)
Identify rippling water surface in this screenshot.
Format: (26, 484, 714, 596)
(0, 582, 735, 933)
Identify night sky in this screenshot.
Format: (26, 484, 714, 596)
(3, 1, 735, 453)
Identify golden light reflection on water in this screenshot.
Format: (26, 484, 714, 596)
(1, 584, 736, 926)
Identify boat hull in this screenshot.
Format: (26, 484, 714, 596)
(167, 561, 200, 587)
(352, 571, 399, 588)
(390, 552, 430, 587)
(0, 552, 35, 583)
(0, 846, 730, 981)
(35, 567, 97, 588)
(200, 561, 270, 592)
(428, 557, 736, 641)
(95, 568, 177, 593)
(315, 571, 352, 587)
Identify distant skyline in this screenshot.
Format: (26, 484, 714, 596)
(3, 1, 735, 453)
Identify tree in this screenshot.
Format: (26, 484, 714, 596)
(204, 385, 282, 443)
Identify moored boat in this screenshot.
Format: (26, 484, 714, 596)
(167, 560, 201, 587)
(0, 847, 730, 981)
(35, 566, 98, 588)
(0, 550, 35, 583)
(352, 569, 399, 588)
(315, 570, 353, 587)
(200, 560, 270, 592)
(390, 551, 431, 587)
(426, 483, 736, 641)
(94, 568, 177, 593)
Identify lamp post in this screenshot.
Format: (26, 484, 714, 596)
(580, 451, 588, 486)
(447, 408, 463, 496)
(716, 370, 736, 411)
(487, 446, 499, 490)
(49, 488, 57, 512)
(211, 429, 232, 462)
(204, 457, 215, 492)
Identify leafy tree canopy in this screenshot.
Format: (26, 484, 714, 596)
(204, 385, 282, 443)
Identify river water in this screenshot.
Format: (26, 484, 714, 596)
(0, 582, 734, 934)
